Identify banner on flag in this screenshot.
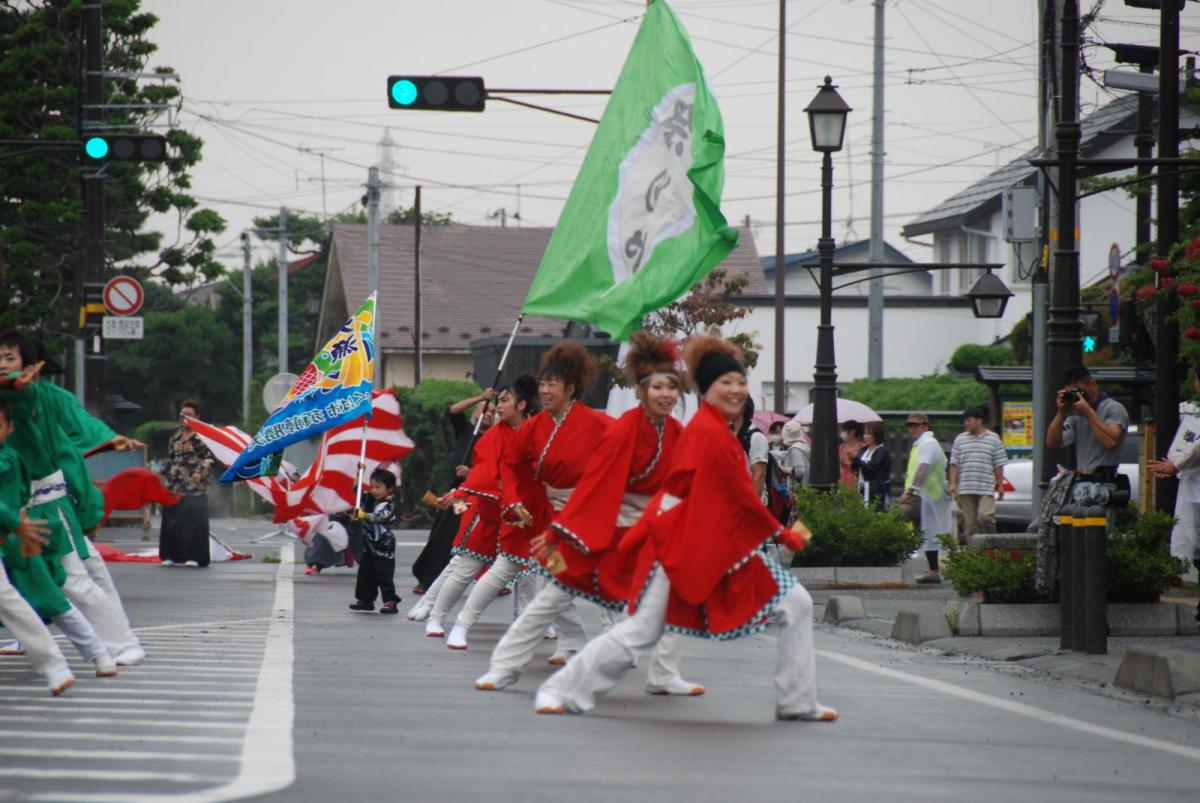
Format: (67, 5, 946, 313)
(521, 0, 737, 341)
(221, 293, 378, 482)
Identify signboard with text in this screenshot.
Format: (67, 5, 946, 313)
(102, 316, 144, 340)
(1002, 401, 1033, 450)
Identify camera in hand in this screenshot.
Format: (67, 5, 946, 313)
(1061, 386, 1085, 406)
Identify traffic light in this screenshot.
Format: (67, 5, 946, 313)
(1080, 310, 1104, 353)
(387, 76, 486, 112)
(82, 135, 168, 163)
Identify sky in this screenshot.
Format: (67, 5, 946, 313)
(135, 0, 1200, 275)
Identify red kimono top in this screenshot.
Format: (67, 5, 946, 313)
(500, 402, 609, 566)
(447, 422, 514, 564)
(620, 400, 803, 640)
(544, 407, 681, 608)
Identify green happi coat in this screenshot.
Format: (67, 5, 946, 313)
(0, 379, 107, 561)
(0, 442, 71, 619)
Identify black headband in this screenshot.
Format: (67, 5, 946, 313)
(695, 352, 744, 395)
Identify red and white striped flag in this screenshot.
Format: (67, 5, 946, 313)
(184, 419, 292, 506)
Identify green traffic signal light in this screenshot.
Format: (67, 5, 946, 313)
(82, 134, 167, 163)
(386, 76, 486, 112)
(84, 137, 109, 159)
(391, 79, 418, 106)
(1083, 336, 1096, 353)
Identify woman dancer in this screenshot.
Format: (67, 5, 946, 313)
(534, 335, 837, 722)
(433, 342, 604, 654)
(474, 333, 701, 695)
(410, 377, 537, 629)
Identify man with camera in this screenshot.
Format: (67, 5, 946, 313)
(1045, 366, 1129, 506)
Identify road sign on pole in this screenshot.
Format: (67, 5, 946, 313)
(102, 316, 144, 340)
(103, 276, 144, 316)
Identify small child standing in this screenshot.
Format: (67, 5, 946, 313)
(349, 468, 401, 614)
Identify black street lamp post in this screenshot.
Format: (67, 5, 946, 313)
(805, 76, 851, 492)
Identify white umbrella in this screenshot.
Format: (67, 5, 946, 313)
(793, 399, 882, 425)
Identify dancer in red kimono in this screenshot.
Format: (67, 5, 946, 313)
(410, 376, 537, 628)
(475, 333, 701, 695)
(433, 342, 604, 655)
(535, 335, 837, 722)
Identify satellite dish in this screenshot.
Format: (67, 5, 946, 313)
(263, 372, 301, 413)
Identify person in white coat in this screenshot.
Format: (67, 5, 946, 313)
(898, 415, 951, 584)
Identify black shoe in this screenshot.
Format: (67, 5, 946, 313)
(349, 600, 375, 612)
(915, 574, 942, 585)
(380, 601, 400, 615)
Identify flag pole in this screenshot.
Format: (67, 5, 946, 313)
(354, 292, 380, 516)
(472, 312, 525, 439)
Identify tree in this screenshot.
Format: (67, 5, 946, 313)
(0, 1, 226, 348)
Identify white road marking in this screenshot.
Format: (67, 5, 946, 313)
(131, 617, 271, 633)
(0, 714, 242, 730)
(818, 649, 1200, 762)
(0, 768, 206, 782)
(0, 730, 240, 746)
(0, 746, 238, 763)
(0, 703, 249, 719)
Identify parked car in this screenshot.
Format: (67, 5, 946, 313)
(993, 430, 1142, 531)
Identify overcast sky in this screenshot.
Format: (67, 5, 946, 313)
(137, 0, 1200, 278)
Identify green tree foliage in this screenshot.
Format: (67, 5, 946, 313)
(393, 379, 483, 514)
(840, 374, 988, 411)
(0, 1, 225, 342)
(948, 343, 1017, 374)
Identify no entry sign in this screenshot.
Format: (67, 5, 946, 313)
(103, 276, 144, 316)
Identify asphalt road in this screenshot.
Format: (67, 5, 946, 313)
(2, 519, 1198, 803)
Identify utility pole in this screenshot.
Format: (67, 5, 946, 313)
(414, 185, 423, 386)
(241, 232, 253, 426)
(866, 0, 886, 381)
(367, 167, 381, 295)
(277, 206, 289, 374)
(1154, 0, 1181, 514)
(80, 1, 106, 413)
(1033, 0, 1061, 503)
(1045, 0, 1082, 474)
(772, 0, 787, 412)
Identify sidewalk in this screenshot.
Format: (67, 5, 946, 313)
(807, 571, 1200, 708)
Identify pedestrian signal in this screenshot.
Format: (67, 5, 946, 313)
(82, 135, 168, 163)
(387, 76, 486, 112)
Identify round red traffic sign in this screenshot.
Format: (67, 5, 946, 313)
(103, 276, 144, 316)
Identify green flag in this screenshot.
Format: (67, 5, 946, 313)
(522, 0, 738, 341)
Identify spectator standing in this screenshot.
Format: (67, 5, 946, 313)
(949, 407, 1007, 543)
(899, 414, 951, 584)
(737, 397, 770, 502)
(779, 421, 811, 487)
(839, 421, 864, 490)
(853, 422, 892, 509)
(348, 468, 401, 614)
(160, 399, 215, 568)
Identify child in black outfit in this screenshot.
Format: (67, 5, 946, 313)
(349, 468, 401, 614)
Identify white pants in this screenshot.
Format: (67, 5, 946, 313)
(60, 551, 139, 655)
(0, 564, 71, 682)
(489, 582, 685, 686)
(429, 554, 486, 622)
(53, 606, 109, 662)
(84, 552, 141, 649)
(540, 567, 817, 713)
(455, 556, 585, 648)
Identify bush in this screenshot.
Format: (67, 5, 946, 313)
(948, 343, 1018, 374)
(939, 536, 1049, 603)
(791, 485, 922, 567)
(132, 420, 176, 459)
(393, 379, 483, 514)
(840, 373, 988, 411)
(940, 509, 1187, 603)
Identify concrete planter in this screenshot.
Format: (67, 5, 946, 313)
(953, 600, 1197, 637)
(792, 565, 912, 588)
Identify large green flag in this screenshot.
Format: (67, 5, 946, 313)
(522, 0, 737, 341)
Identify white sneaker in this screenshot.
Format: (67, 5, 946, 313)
(184, 560, 200, 567)
(474, 671, 517, 691)
(406, 603, 431, 621)
(775, 703, 838, 722)
(534, 689, 565, 715)
(48, 667, 75, 697)
(446, 624, 469, 650)
(425, 618, 445, 638)
(547, 649, 576, 666)
(646, 677, 706, 696)
(94, 655, 118, 677)
(115, 645, 145, 666)
(160, 559, 175, 566)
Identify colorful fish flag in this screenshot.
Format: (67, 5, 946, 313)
(221, 293, 378, 482)
(521, 0, 737, 341)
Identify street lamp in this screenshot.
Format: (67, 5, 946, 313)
(804, 76, 851, 492)
(965, 270, 1014, 319)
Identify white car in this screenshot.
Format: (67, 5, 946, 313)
(993, 432, 1142, 530)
